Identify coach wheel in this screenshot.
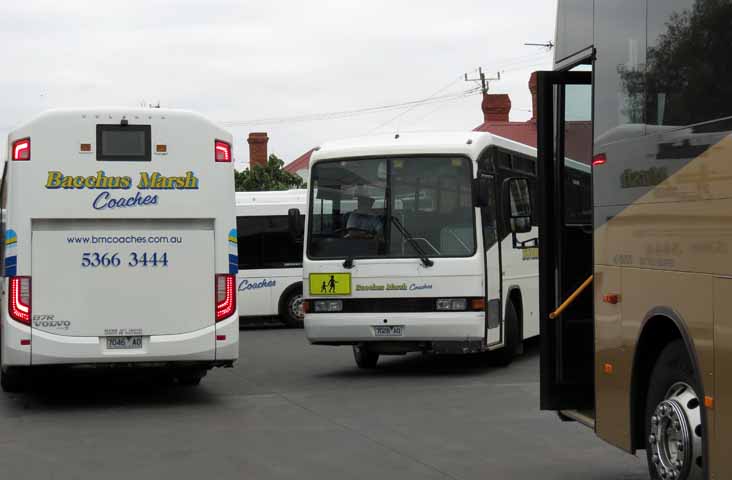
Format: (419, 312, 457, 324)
(353, 344, 379, 369)
(281, 287, 304, 328)
(645, 340, 704, 480)
(493, 300, 520, 366)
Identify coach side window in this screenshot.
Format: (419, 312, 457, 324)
(237, 215, 304, 270)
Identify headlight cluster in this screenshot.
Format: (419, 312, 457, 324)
(313, 299, 344, 313)
(436, 298, 468, 311)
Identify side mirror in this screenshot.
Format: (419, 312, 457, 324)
(472, 177, 493, 208)
(288, 208, 303, 242)
(503, 178, 538, 249)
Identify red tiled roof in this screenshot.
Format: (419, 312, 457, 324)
(284, 148, 315, 173)
(473, 120, 538, 148)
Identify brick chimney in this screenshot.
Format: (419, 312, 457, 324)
(481, 93, 511, 123)
(247, 132, 269, 168)
(529, 72, 538, 122)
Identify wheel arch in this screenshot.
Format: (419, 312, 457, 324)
(629, 306, 708, 479)
(505, 285, 523, 337)
(277, 280, 303, 315)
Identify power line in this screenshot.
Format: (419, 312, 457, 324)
(367, 75, 465, 134)
(221, 87, 481, 127)
(219, 50, 551, 130)
(404, 93, 477, 128)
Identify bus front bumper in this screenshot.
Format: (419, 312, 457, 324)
(305, 311, 485, 346)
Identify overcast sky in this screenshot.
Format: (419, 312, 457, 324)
(0, 0, 556, 169)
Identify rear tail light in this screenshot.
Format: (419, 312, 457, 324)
(302, 300, 310, 314)
(9, 276, 31, 324)
(215, 140, 231, 162)
(215, 274, 236, 321)
(592, 153, 607, 167)
(12, 138, 31, 161)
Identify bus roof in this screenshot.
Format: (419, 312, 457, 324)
(8, 107, 223, 137)
(309, 131, 538, 165)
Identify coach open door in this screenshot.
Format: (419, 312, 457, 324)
(536, 69, 595, 413)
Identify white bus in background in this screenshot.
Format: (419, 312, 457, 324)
(235, 190, 306, 327)
(295, 132, 566, 369)
(0, 108, 239, 392)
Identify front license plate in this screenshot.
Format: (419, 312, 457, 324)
(106, 336, 143, 350)
(373, 325, 404, 337)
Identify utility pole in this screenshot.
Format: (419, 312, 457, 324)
(464, 67, 501, 94)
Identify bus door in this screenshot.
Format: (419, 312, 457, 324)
(536, 69, 594, 412)
(478, 172, 502, 343)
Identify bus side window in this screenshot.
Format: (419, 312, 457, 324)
(480, 176, 498, 251)
(237, 215, 304, 269)
(564, 170, 592, 226)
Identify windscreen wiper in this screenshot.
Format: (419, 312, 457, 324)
(390, 216, 434, 268)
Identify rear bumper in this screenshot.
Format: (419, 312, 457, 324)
(1, 314, 238, 367)
(305, 311, 485, 345)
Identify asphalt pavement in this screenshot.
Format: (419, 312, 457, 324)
(0, 326, 649, 479)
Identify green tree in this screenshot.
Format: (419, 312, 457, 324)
(235, 154, 306, 192)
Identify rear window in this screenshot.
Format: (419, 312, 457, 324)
(96, 124, 151, 162)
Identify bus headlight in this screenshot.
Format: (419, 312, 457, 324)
(313, 300, 343, 313)
(436, 298, 467, 311)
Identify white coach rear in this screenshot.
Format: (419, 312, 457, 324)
(1, 108, 238, 391)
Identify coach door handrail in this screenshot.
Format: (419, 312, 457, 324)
(548, 275, 593, 320)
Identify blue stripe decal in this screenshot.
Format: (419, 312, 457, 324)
(4, 255, 16, 277)
(229, 254, 239, 274)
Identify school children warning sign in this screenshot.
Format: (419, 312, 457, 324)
(309, 273, 351, 296)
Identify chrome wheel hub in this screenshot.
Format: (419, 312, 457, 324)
(649, 382, 703, 480)
(289, 294, 304, 320)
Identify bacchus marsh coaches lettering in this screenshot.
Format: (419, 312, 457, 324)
(45, 170, 199, 190)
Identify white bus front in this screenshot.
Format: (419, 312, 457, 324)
(1, 109, 238, 391)
(303, 135, 508, 368)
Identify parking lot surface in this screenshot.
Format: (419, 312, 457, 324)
(0, 327, 649, 479)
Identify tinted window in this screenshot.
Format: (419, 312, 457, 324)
(96, 125, 151, 162)
(511, 154, 536, 175)
(555, 0, 594, 62)
(564, 167, 592, 225)
(237, 215, 303, 269)
(496, 151, 511, 169)
(480, 175, 498, 251)
(594, 0, 647, 143)
(646, 0, 731, 127)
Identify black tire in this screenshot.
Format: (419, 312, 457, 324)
(280, 286, 304, 328)
(176, 369, 206, 387)
(353, 344, 379, 369)
(493, 300, 520, 366)
(644, 340, 704, 480)
(1, 367, 24, 393)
